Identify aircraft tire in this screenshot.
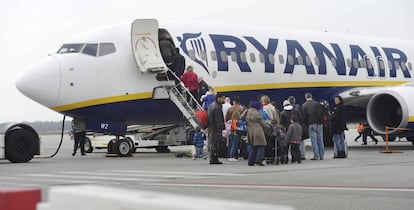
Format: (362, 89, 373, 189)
(5, 129, 37, 163)
(126, 137, 135, 153)
(116, 139, 132, 157)
(406, 137, 414, 145)
(107, 139, 116, 154)
(83, 137, 93, 153)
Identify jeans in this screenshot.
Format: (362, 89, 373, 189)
(228, 134, 239, 158)
(333, 132, 345, 152)
(248, 145, 265, 165)
(309, 124, 324, 159)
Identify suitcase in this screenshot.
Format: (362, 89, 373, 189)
(214, 137, 227, 158)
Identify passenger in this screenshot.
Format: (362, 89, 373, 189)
(227, 111, 241, 161)
(302, 92, 324, 160)
(286, 115, 303, 164)
(192, 126, 206, 160)
(169, 48, 185, 79)
(207, 93, 226, 164)
(180, 66, 199, 108)
(241, 101, 268, 166)
(280, 100, 295, 130)
(222, 97, 232, 120)
(71, 119, 86, 156)
(277, 125, 288, 164)
(288, 96, 306, 160)
(261, 95, 279, 124)
(225, 96, 245, 122)
(198, 76, 209, 101)
(201, 87, 216, 110)
(330, 96, 347, 158)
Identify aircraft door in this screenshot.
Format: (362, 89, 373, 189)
(131, 19, 167, 73)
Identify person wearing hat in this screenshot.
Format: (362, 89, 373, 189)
(207, 93, 226, 164)
(280, 100, 295, 130)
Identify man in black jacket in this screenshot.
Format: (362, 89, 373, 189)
(207, 93, 226, 164)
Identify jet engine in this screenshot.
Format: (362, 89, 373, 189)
(366, 85, 414, 135)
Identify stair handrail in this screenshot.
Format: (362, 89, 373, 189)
(166, 69, 203, 111)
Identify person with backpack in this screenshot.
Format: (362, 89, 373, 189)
(227, 111, 242, 161)
(302, 92, 324, 160)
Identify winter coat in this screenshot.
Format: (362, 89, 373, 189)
(286, 122, 302, 144)
(302, 99, 320, 125)
(241, 108, 267, 146)
(330, 103, 347, 134)
(180, 71, 199, 91)
(207, 102, 225, 133)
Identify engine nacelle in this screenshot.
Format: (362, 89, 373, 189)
(366, 86, 414, 135)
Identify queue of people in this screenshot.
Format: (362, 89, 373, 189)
(192, 90, 366, 165)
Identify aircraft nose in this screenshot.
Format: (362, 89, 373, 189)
(16, 56, 61, 108)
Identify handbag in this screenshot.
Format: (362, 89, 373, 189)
(262, 123, 275, 137)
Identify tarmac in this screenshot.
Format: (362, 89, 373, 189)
(0, 130, 413, 210)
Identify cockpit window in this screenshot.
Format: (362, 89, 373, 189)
(57, 43, 116, 56)
(57, 44, 84, 54)
(82, 43, 98, 56)
(99, 43, 116, 56)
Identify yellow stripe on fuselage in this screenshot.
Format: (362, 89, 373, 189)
(216, 80, 406, 92)
(408, 116, 414, 123)
(51, 80, 407, 112)
(52, 92, 152, 112)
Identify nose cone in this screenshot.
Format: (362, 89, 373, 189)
(16, 56, 61, 108)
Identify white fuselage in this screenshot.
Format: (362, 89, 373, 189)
(16, 20, 414, 126)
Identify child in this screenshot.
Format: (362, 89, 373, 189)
(228, 111, 241, 161)
(286, 115, 302, 164)
(193, 126, 206, 159)
(277, 125, 288, 164)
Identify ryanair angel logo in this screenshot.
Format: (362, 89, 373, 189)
(177, 33, 209, 74)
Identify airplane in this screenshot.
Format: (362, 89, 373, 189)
(1, 18, 414, 163)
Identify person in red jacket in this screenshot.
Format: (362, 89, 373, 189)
(180, 65, 199, 108)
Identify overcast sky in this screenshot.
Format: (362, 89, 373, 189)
(1, 0, 413, 123)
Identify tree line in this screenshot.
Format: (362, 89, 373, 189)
(0, 121, 72, 134)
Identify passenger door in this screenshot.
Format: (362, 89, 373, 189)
(131, 19, 167, 73)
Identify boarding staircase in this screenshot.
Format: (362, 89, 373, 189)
(152, 70, 204, 129)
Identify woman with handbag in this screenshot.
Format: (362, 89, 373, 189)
(241, 101, 268, 166)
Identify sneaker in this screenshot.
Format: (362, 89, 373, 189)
(310, 157, 318, 160)
(203, 156, 207, 159)
(192, 157, 196, 160)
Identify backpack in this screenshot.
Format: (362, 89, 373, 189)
(232, 119, 247, 135)
(195, 110, 208, 129)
